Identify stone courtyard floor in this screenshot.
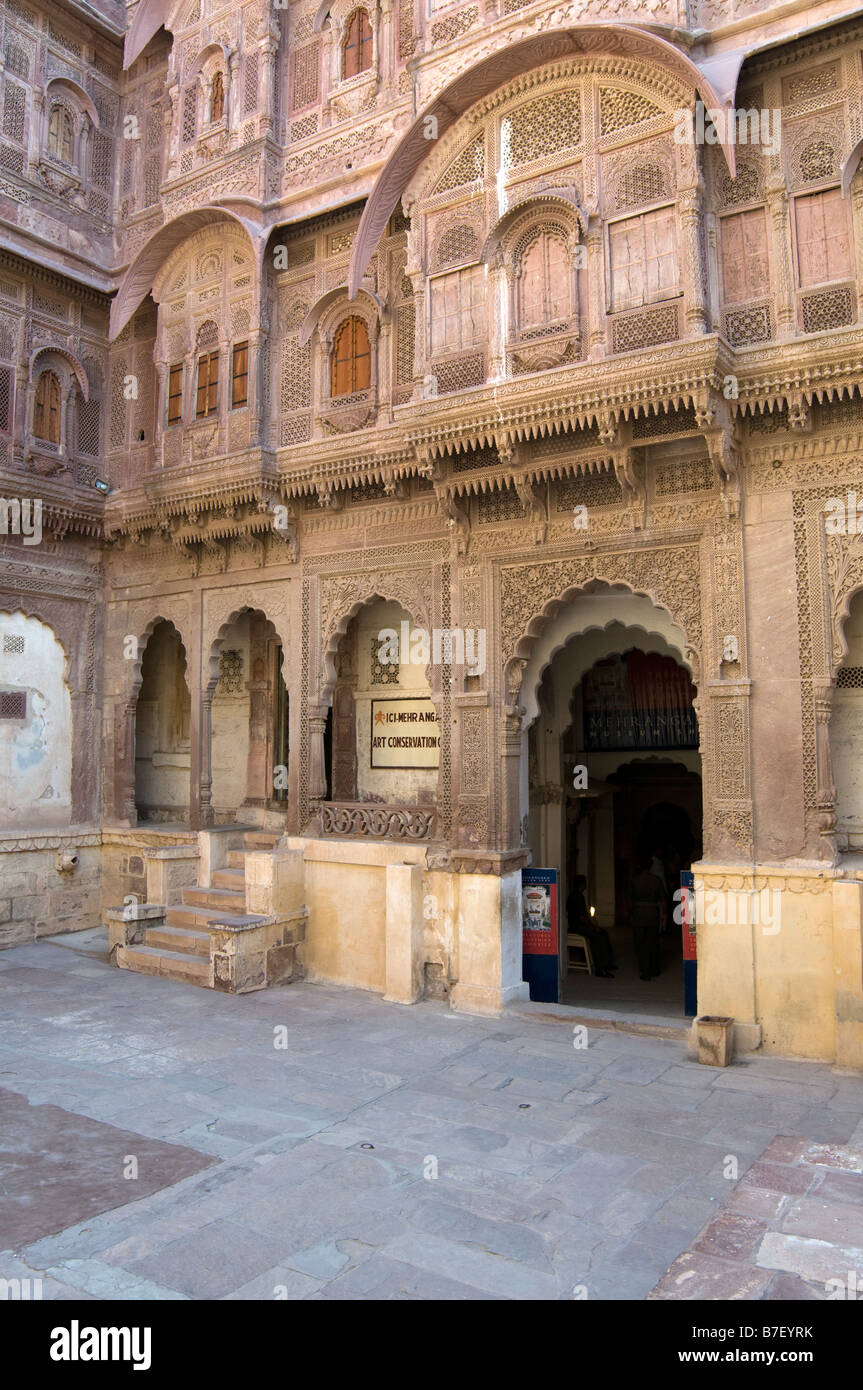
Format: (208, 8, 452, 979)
(1, 928, 862, 1301)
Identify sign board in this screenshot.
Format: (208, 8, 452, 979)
(370, 697, 440, 769)
(681, 869, 697, 1017)
(521, 867, 559, 1003)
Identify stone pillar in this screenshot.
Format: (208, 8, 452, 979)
(449, 869, 529, 1015)
(585, 217, 606, 360)
(227, 50, 240, 148)
(121, 696, 137, 825)
(27, 88, 44, 178)
(500, 706, 524, 852)
(488, 248, 508, 381)
(194, 690, 215, 828)
(767, 172, 795, 339)
(814, 681, 838, 863)
(679, 184, 708, 336)
(248, 328, 263, 443)
(384, 863, 424, 1003)
(154, 361, 167, 448)
(244, 618, 271, 804)
(308, 705, 329, 800)
(260, 39, 276, 135)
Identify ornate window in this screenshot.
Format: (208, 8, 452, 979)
(429, 266, 485, 356)
(210, 70, 225, 123)
(33, 370, 61, 444)
(331, 316, 371, 396)
(47, 104, 74, 163)
(720, 209, 769, 304)
(794, 188, 852, 287)
(167, 363, 184, 425)
(231, 341, 248, 408)
(342, 10, 372, 80)
(608, 207, 678, 311)
(516, 228, 574, 334)
(195, 350, 219, 417)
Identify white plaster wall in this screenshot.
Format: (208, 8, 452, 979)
(0, 612, 71, 828)
(211, 617, 251, 813)
(832, 595, 863, 848)
(355, 601, 438, 804)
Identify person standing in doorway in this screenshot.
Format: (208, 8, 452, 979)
(629, 852, 664, 980)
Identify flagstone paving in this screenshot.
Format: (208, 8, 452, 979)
(1, 930, 862, 1300)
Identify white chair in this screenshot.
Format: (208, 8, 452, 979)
(567, 932, 594, 974)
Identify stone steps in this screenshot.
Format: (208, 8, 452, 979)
(144, 924, 209, 957)
(182, 885, 246, 911)
(115, 943, 211, 986)
(212, 867, 244, 890)
(226, 850, 245, 869)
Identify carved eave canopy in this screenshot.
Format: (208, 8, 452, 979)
(730, 339, 863, 424)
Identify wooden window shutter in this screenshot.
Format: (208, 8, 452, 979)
(332, 317, 371, 396)
(231, 341, 249, 408)
(34, 370, 61, 443)
(167, 363, 183, 425)
(343, 11, 372, 80)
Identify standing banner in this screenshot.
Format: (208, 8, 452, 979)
(521, 867, 559, 1003)
(680, 869, 697, 1017)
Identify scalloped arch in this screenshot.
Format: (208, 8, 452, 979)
(29, 346, 89, 400)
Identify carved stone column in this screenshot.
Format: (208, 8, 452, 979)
(260, 38, 277, 136)
(814, 681, 838, 863)
(488, 248, 508, 381)
(585, 217, 606, 360)
(227, 50, 240, 148)
(194, 691, 215, 828)
(154, 361, 167, 448)
(767, 172, 795, 339)
(308, 705, 329, 801)
(679, 184, 708, 336)
(121, 697, 137, 825)
(248, 328, 263, 443)
(27, 88, 44, 178)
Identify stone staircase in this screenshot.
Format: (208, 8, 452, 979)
(110, 831, 304, 992)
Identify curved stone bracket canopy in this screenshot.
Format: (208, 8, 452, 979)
(186, 42, 231, 87)
(45, 78, 100, 129)
(299, 284, 384, 348)
(109, 207, 263, 341)
(29, 346, 89, 400)
(124, 0, 182, 70)
(348, 24, 736, 297)
(842, 136, 863, 197)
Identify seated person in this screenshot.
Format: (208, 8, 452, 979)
(566, 874, 617, 977)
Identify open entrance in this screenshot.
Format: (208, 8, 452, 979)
(523, 589, 701, 1017)
(134, 620, 191, 823)
(207, 608, 289, 822)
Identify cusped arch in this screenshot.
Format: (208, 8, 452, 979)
(45, 77, 99, 128)
(205, 605, 285, 694)
(841, 135, 863, 197)
(481, 191, 585, 263)
(128, 615, 191, 701)
(505, 579, 700, 725)
(29, 346, 89, 401)
(321, 587, 432, 701)
(110, 208, 262, 340)
(299, 285, 383, 348)
(349, 24, 736, 296)
(0, 606, 72, 685)
(185, 42, 230, 86)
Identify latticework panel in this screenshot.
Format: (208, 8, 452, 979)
(502, 92, 581, 168)
(143, 154, 161, 206)
(397, 0, 416, 59)
(109, 359, 127, 451)
(836, 666, 863, 688)
(76, 397, 101, 456)
(281, 335, 311, 412)
(600, 87, 662, 136)
(243, 52, 259, 114)
(611, 304, 679, 354)
(0, 366, 12, 433)
(291, 113, 318, 141)
(433, 223, 479, 270)
(434, 136, 484, 194)
(613, 163, 670, 211)
(431, 5, 477, 46)
(724, 303, 773, 346)
(396, 302, 415, 385)
(2, 83, 26, 144)
(4, 41, 30, 79)
(556, 468, 622, 509)
(632, 405, 696, 439)
(477, 485, 525, 523)
(0, 144, 23, 172)
(90, 130, 113, 189)
(784, 64, 839, 106)
(717, 161, 762, 208)
(433, 353, 484, 394)
(281, 414, 311, 445)
(748, 406, 789, 434)
(654, 455, 713, 496)
(801, 286, 855, 333)
(292, 42, 320, 111)
(181, 86, 197, 144)
(799, 139, 836, 182)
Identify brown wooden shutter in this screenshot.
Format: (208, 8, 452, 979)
(167, 363, 183, 424)
(231, 342, 248, 408)
(206, 351, 219, 414)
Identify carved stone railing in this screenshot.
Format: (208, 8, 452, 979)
(319, 801, 437, 840)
